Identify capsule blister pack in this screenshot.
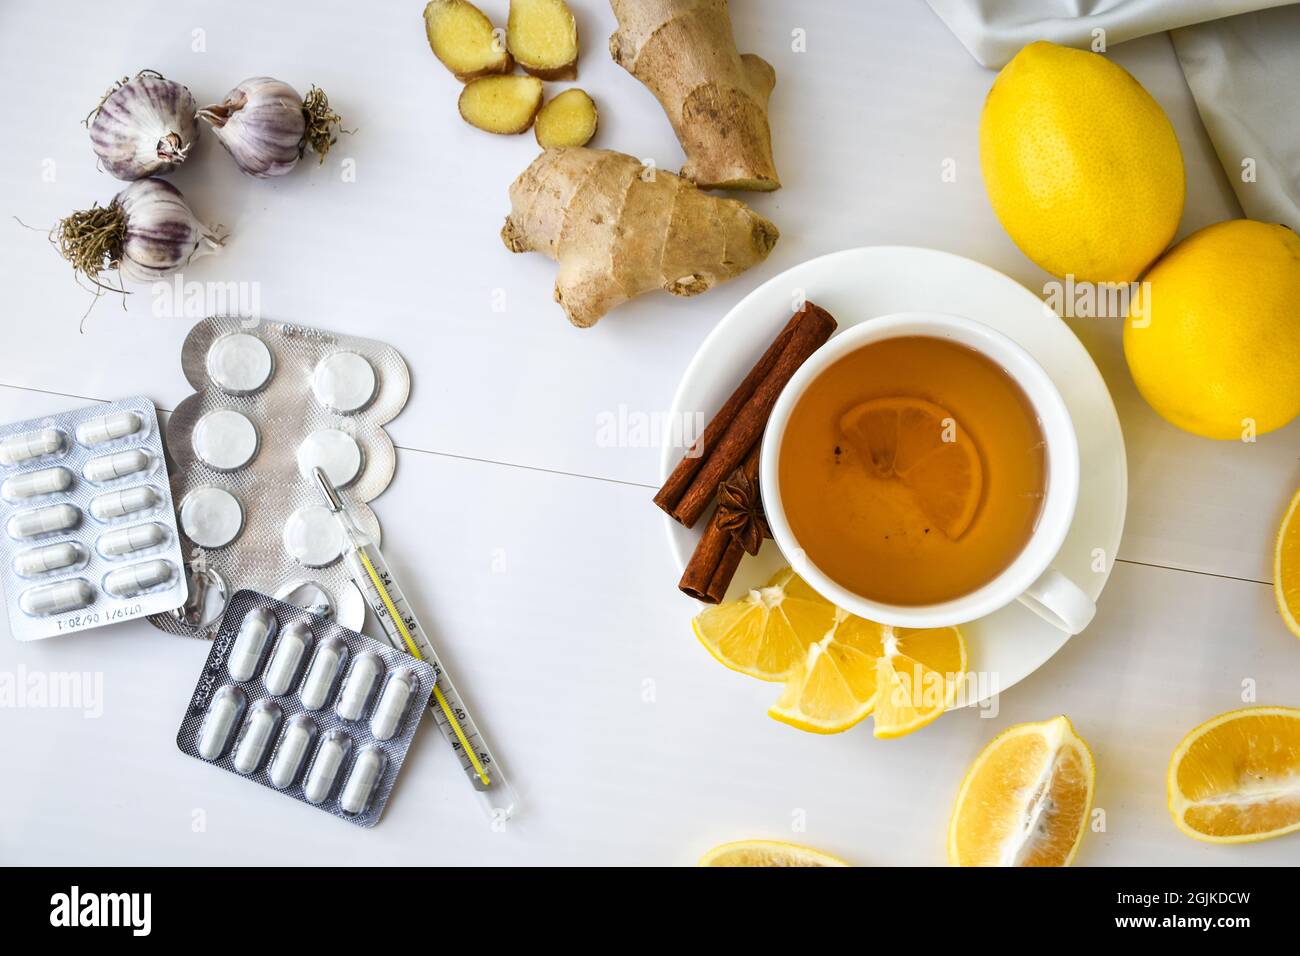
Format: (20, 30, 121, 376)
(151, 316, 410, 639)
(0, 396, 185, 641)
(176, 590, 435, 827)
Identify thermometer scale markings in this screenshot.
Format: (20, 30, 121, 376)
(354, 547, 491, 786)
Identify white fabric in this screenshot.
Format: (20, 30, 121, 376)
(924, 0, 1293, 67)
(1171, 8, 1300, 224)
(926, 0, 1300, 223)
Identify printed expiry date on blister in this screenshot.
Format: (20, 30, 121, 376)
(150, 316, 410, 639)
(176, 590, 435, 827)
(0, 396, 185, 641)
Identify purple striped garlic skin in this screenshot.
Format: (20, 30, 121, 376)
(199, 77, 306, 178)
(89, 73, 199, 180)
(115, 178, 220, 282)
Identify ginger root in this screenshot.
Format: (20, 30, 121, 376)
(508, 0, 579, 80)
(609, 0, 779, 191)
(459, 75, 544, 134)
(501, 147, 779, 327)
(423, 0, 512, 81)
(535, 89, 598, 148)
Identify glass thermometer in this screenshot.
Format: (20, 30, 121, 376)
(313, 467, 517, 824)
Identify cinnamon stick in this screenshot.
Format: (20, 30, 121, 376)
(666, 302, 836, 529)
(679, 445, 763, 603)
(653, 310, 802, 516)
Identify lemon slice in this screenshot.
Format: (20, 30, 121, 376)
(1167, 706, 1300, 843)
(768, 616, 886, 733)
(692, 568, 837, 681)
(1275, 489, 1300, 639)
(871, 626, 967, 738)
(769, 617, 965, 737)
(948, 716, 1095, 866)
(698, 840, 850, 867)
(839, 397, 983, 539)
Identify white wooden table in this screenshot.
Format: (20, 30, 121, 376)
(1, 0, 1296, 866)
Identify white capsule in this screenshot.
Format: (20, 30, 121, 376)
(14, 541, 86, 577)
(8, 503, 80, 540)
(370, 670, 417, 741)
(0, 428, 65, 466)
(232, 701, 282, 774)
(299, 638, 347, 710)
(75, 411, 141, 447)
(263, 621, 312, 696)
(97, 522, 167, 558)
(83, 449, 151, 483)
(2, 466, 73, 501)
(340, 747, 387, 814)
(19, 578, 94, 616)
(90, 485, 159, 521)
(198, 686, 246, 759)
(335, 652, 384, 721)
(228, 607, 275, 682)
(269, 716, 317, 789)
(303, 731, 351, 804)
(104, 559, 175, 598)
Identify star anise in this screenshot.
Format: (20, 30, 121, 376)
(715, 467, 770, 556)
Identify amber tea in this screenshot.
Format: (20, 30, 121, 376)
(777, 335, 1046, 606)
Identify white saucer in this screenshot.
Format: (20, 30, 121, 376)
(660, 246, 1127, 702)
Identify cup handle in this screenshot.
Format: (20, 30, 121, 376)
(1017, 568, 1095, 634)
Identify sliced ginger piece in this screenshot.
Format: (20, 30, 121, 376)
(535, 88, 598, 148)
(424, 0, 512, 81)
(508, 0, 579, 80)
(458, 75, 543, 134)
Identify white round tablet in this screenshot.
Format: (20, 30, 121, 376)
(312, 351, 377, 414)
(180, 486, 244, 549)
(192, 409, 259, 471)
(283, 505, 345, 568)
(206, 333, 274, 395)
(296, 429, 363, 488)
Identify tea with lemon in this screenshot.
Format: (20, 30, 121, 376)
(778, 336, 1045, 605)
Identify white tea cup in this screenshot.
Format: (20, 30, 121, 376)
(760, 311, 1095, 634)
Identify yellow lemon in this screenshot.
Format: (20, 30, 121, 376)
(980, 41, 1184, 283)
(948, 716, 1095, 866)
(1276, 489, 1300, 638)
(698, 840, 849, 867)
(1167, 706, 1300, 843)
(692, 567, 837, 682)
(1124, 219, 1300, 439)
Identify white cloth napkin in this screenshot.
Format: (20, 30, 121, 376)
(926, 0, 1300, 224)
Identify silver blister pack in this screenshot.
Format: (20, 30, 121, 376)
(176, 590, 436, 827)
(150, 316, 410, 639)
(0, 396, 186, 641)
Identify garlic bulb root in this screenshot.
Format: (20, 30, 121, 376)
(199, 77, 346, 176)
(55, 178, 223, 286)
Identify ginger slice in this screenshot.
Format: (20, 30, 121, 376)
(507, 0, 579, 80)
(458, 75, 544, 134)
(423, 0, 511, 81)
(535, 89, 598, 148)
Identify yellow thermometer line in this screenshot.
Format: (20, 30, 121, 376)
(355, 549, 491, 787)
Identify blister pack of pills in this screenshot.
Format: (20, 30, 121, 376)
(0, 396, 186, 641)
(151, 316, 410, 639)
(176, 590, 435, 827)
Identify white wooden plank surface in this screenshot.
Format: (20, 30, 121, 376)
(0, 0, 1295, 865)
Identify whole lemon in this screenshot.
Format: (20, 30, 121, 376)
(1124, 220, 1300, 440)
(980, 41, 1185, 283)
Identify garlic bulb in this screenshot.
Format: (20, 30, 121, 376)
(56, 178, 223, 285)
(199, 77, 344, 178)
(88, 71, 199, 180)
